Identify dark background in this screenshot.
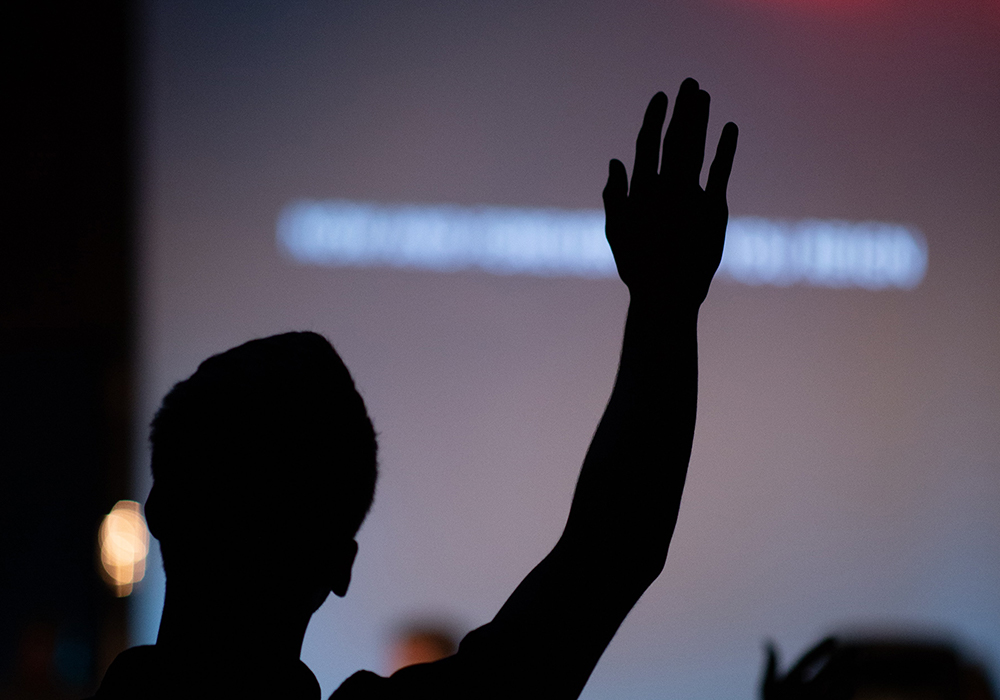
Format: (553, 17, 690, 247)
(2, 2, 134, 694)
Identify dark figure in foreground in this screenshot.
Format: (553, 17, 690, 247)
(763, 636, 997, 700)
(92, 78, 738, 699)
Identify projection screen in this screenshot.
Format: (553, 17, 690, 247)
(133, 2, 1000, 699)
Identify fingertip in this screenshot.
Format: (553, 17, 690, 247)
(604, 158, 628, 197)
(766, 649, 777, 678)
(706, 124, 738, 197)
(645, 92, 668, 120)
(692, 87, 711, 117)
(719, 123, 739, 162)
(681, 77, 699, 91)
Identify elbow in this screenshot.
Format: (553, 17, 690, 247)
(630, 549, 667, 588)
(558, 527, 670, 591)
(593, 540, 668, 592)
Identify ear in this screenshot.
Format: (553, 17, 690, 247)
(330, 539, 359, 598)
(144, 485, 164, 540)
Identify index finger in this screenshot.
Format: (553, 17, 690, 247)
(705, 121, 739, 200)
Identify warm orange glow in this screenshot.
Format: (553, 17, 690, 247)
(98, 500, 150, 597)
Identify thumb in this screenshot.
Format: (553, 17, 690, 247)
(603, 158, 628, 227)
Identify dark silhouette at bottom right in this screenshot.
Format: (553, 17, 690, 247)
(764, 636, 997, 700)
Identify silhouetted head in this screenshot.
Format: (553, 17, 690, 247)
(145, 332, 377, 607)
(763, 637, 997, 700)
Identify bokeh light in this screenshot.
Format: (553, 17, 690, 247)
(98, 500, 149, 597)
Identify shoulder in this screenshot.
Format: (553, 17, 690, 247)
(91, 646, 161, 698)
(329, 670, 390, 700)
(329, 655, 471, 700)
(328, 624, 506, 700)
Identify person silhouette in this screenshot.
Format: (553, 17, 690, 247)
(91, 77, 738, 699)
(762, 636, 997, 700)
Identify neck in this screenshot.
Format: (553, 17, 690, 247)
(155, 582, 312, 666)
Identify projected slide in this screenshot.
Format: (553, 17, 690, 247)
(138, 2, 999, 699)
(278, 201, 927, 289)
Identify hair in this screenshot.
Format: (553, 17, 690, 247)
(148, 332, 377, 569)
(763, 637, 997, 700)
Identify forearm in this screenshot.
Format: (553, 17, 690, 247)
(474, 296, 701, 699)
(448, 81, 735, 700)
(560, 294, 700, 583)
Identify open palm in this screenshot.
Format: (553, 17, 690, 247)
(603, 78, 738, 307)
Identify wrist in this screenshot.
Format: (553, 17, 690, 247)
(626, 290, 702, 325)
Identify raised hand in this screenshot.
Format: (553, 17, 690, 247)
(376, 80, 741, 700)
(602, 78, 738, 307)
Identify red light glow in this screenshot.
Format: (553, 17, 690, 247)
(730, 0, 898, 17)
